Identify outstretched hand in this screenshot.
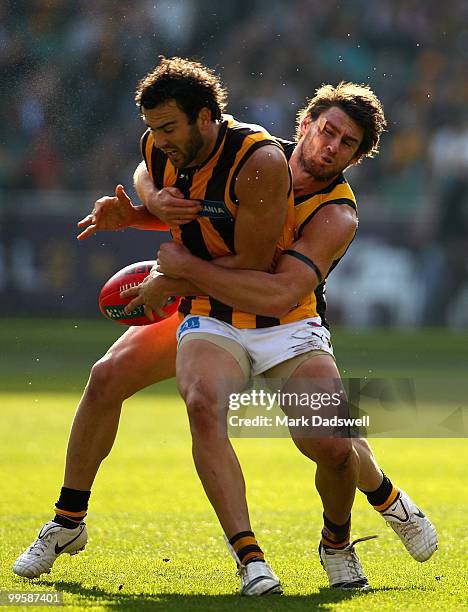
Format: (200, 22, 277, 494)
(77, 184, 136, 240)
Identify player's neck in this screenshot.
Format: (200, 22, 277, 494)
(290, 159, 338, 197)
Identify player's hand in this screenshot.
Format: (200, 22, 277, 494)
(146, 187, 201, 228)
(77, 185, 136, 240)
(156, 242, 194, 279)
(120, 269, 169, 322)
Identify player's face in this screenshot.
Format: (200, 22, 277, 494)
(142, 101, 206, 168)
(298, 106, 364, 180)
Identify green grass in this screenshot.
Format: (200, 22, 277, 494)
(1, 319, 468, 392)
(1, 393, 467, 610)
(1, 320, 467, 609)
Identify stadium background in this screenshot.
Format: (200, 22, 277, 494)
(1, 0, 467, 327)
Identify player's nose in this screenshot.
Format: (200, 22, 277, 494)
(153, 135, 169, 149)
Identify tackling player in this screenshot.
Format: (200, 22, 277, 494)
(124, 82, 437, 590)
(13, 70, 437, 592)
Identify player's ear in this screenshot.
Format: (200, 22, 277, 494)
(299, 115, 311, 137)
(197, 107, 212, 129)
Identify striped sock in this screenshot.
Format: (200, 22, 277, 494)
(321, 514, 351, 549)
(361, 472, 399, 512)
(229, 530, 265, 566)
(54, 487, 90, 529)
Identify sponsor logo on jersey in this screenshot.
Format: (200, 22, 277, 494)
(198, 200, 233, 219)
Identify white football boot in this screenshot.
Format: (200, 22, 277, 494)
(13, 521, 87, 578)
(380, 489, 437, 562)
(224, 535, 283, 595)
(319, 535, 377, 590)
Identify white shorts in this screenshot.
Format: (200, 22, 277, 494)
(176, 315, 334, 377)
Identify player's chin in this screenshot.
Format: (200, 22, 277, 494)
(315, 166, 339, 180)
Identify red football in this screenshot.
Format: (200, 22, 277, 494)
(99, 260, 179, 326)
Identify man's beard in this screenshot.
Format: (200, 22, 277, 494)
(178, 124, 204, 168)
(297, 139, 341, 181)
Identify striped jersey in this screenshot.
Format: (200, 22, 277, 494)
(280, 140, 358, 329)
(141, 115, 296, 328)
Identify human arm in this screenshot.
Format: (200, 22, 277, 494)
(76, 156, 201, 240)
(134, 161, 201, 227)
(156, 205, 358, 317)
(213, 144, 291, 270)
(119, 144, 291, 315)
(76, 183, 168, 240)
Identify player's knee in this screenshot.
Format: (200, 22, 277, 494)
(85, 353, 131, 403)
(296, 437, 354, 470)
(319, 439, 355, 471)
(184, 382, 220, 438)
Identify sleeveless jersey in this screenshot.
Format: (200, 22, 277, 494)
(279, 140, 358, 329)
(141, 115, 295, 328)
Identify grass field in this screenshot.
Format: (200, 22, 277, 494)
(1, 320, 467, 610)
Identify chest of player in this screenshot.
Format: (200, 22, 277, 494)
(165, 163, 238, 223)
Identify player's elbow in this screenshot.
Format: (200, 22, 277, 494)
(267, 279, 310, 318)
(234, 253, 274, 272)
(266, 294, 300, 319)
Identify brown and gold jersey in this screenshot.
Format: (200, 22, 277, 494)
(279, 140, 358, 328)
(141, 115, 295, 328)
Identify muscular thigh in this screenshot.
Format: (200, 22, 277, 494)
(101, 312, 179, 395)
(283, 353, 342, 385)
(282, 353, 346, 412)
(177, 338, 248, 408)
(281, 354, 348, 440)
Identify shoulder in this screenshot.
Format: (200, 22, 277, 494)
(274, 138, 296, 161)
(225, 115, 276, 145)
(237, 143, 288, 183)
(302, 203, 358, 244)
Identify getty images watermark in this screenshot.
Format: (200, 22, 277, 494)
(224, 378, 468, 438)
(228, 388, 369, 430)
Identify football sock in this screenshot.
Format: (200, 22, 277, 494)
(54, 487, 90, 529)
(321, 513, 351, 549)
(229, 530, 265, 565)
(360, 471, 399, 511)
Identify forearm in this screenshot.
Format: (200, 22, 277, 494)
(133, 162, 168, 230)
(157, 275, 206, 299)
(212, 253, 271, 270)
(128, 204, 168, 231)
(182, 258, 299, 316)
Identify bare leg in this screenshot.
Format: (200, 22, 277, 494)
(282, 354, 361, 525)
(63, 313, 179, 489)
(353, 438, 384, 491)
(286, 355, 385, 504)
(176, 339, 250, 538)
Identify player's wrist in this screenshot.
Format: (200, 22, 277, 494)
(145, 191, 165, 218)
(153, 275, 180, 298)
(130, 204, 150, 226)
(179, 256, 202, 283)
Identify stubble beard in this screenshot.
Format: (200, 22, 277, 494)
(297, 139, 341, 182)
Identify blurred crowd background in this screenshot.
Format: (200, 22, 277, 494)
(1, 0, 467, 326)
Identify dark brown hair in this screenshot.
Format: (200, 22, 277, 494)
(135, 56, 227, 123)
(296, 82, 387, 160)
